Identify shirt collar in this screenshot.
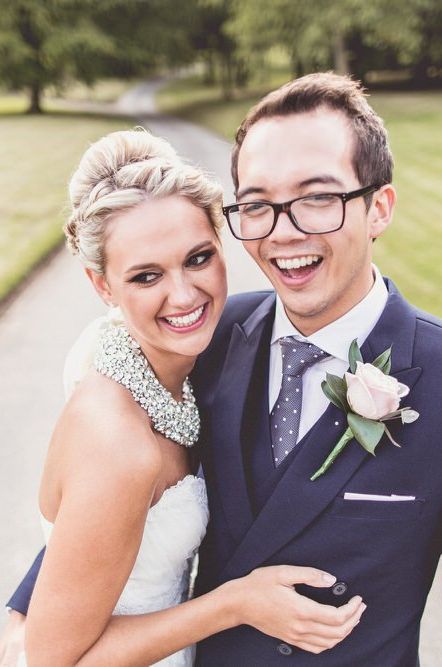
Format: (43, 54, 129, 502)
(271, 265, 388, 362)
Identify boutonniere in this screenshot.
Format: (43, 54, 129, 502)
(310, 340, 419, 481)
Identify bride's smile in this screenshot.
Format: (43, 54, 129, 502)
(161, 302, 208, 332)
(87, 194, 227, 391)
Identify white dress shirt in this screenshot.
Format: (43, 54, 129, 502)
(269, 265, 388, 442)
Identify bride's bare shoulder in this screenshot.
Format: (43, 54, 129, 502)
(53, 368, 161, 477)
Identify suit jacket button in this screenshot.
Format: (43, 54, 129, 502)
(277, 643, 293, 656)
(332, 581, 348, 596)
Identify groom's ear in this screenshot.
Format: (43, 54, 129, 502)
(368, 183, 396, 240)
(85, 268, 116, 306)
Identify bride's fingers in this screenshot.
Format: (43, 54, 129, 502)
(293, 618, 362, 655)
(0, 611, 26, 667)
(298, 601, 366, 643)
(297, 593, 364, 626)
(278, 598, 366, 652)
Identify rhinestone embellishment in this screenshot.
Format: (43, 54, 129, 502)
(95, 323, 200, 448)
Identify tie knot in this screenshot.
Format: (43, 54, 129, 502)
(279, 337, 327, 377)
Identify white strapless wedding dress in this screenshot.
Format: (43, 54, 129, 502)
(17, 475, 209, 667)
(17, 313, 209, 667)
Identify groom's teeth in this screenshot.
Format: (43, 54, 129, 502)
(275, 255, 319, 270)
(165, 305, 205, 328)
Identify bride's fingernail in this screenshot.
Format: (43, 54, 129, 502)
(322, 573, 337, 584)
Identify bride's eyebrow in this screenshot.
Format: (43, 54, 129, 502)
(125, 261, 160, 274)
(124, 241, 215, 275)
(184, 240, 215, 259)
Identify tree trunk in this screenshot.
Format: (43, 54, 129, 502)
(290, 51, 305, 78)
(203, 51, 216, 86)
(333, 32, 349, 74)
(221, 54, 233, 101)
(234, 58, 249, 88)
(27, 81, 42, 114)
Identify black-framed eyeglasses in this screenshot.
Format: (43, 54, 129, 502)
(222, 184, 381, 241)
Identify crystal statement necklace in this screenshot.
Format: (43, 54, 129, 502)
(95, 324, 200, 448)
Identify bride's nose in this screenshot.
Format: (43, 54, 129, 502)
(166, 273, 199, 311)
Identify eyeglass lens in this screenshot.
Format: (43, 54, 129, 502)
(229, 194, 344, 239)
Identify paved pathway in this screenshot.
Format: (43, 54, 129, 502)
(1, 81, 440, 665)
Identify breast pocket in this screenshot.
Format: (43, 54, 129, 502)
(326, 496, 426, 520)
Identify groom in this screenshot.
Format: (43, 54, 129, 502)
(7, 73, 442, 665)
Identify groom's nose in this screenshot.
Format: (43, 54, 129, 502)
(270, 210, 309, 244)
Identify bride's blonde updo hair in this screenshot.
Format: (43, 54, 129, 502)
(64, 128, 224, 274)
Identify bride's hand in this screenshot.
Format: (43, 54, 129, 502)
(0, 610, 26, 667)
(228, 565, 366, 655)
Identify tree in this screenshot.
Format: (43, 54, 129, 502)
(227, 0, 442, 85)
(192, 0, 249, 99)
(0, 1, 117, 113)
(409, 0, 442, 86)
(0, 0, 199, 113)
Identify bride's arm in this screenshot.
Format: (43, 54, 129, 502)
(26, 392, 366, 666)
(25, 388, 162, 667)
(75, 568, 365, 666)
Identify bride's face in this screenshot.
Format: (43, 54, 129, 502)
(89, 195, 227, 366)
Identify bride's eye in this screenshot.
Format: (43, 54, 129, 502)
(129, 271, 161, 285)
(186, 249, 215, 268)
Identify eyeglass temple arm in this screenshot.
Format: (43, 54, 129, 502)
(342, 184, 382, 203)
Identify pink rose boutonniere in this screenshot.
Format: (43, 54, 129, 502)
(310, 340, 419, 481)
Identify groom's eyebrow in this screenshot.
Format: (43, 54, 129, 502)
(236, 175, 345, 201)
(298, 175, 345, 189)
(236, 186, 266, 201)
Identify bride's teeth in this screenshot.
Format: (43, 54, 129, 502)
(165, 305, 204, 328)
(275, 255, 320, 270)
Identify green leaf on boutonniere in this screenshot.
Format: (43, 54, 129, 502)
(347, 412, 385, 455)
(322, 380, 346, 412)
(349, 339, 363, 373)
(311, 340, 418, 481)
(371, 347, 392, 375)
(323, 373, 350, 412)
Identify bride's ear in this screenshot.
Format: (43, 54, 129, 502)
(85, 268, 116, 307)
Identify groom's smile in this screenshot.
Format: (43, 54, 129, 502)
(271, 254, 324, 285)
(236, 107, 390, 336)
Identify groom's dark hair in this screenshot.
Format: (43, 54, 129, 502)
(231, 72, 393, 195)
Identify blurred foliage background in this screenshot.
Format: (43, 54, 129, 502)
(0, 0, 441, 312)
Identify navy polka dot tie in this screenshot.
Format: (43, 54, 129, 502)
(271, 337, 328, 467)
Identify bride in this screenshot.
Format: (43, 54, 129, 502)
(4, 129, 349, 667)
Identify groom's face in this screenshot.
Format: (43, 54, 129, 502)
(236, 108, 392, 335)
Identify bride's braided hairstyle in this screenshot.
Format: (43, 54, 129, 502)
(64, 128, 223, 274)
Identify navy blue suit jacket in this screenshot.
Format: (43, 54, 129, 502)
(8, 281, 442, 666)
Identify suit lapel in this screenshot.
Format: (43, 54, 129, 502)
(208, 294, 276, 543)
(219, 281, 423, 581)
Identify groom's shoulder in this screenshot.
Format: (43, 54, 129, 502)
(413, 304, 442, 359)
(388, 279, 442, 357)
(397, 286, 442, 367)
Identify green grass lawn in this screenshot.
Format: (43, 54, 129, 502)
(158, 80, 442, 316)
(0, 111, 132, 302)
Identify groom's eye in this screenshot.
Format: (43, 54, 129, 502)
(186, 249, 215, 268)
